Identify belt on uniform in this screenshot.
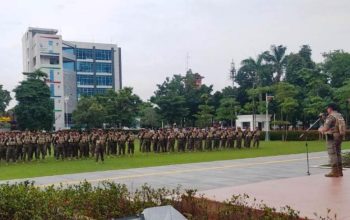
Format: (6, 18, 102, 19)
(326, 134, 334, 140)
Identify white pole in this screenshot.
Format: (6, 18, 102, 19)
(64, 96, 69, 129)
(265, 93, 269, 141)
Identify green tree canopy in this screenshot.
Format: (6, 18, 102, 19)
(13, 70, 53, 130)
(0, 85, 11, 114)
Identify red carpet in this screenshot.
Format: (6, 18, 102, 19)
(200, 171, 349, 219)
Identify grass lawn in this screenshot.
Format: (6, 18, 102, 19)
(0, 141, 349, 180)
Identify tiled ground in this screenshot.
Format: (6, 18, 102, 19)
(200, 173, 349, 219)
(1, 151, 332, 191)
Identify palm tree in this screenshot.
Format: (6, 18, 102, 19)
(239, 53, 267, 127)
(265, 45, 287, 82)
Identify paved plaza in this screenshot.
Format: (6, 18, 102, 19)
(1, 151, 333, 190)
(1, 151, 348, 219)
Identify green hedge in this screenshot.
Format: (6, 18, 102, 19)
(261, 130, 350, 141)
(0, 181, 313, 220)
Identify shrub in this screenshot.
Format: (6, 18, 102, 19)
(261, 130, 350, 141)
(0, 181, 335, 220)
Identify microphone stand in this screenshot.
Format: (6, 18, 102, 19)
(299, 118, 321, 176)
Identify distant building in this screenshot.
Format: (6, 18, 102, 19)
(22, 27, 122, 130)
(235, 114, 271, 131)
(193, 73, 204, 88)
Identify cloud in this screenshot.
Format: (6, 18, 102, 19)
(0, 0, 349, 107)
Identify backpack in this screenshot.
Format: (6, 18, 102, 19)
(332, 112, 346, 136)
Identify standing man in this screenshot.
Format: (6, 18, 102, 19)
(236, 127, 243, 149)
(253, 127, 261, 148)
(319, 103, 346, 177)
(95, 130, 107, 163)
(127, 132, 135, 156)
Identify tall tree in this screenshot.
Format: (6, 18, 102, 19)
(273, 82, 299, 124)
(0, 85, 11, 114)
(100, 87, 141, 127)
(13, 70, 54, 130)
(265, 45, 287, 82)
(322, 50, 350, 88)
(215, 97, 239, 126)
(139, 103, 161, 128)
(195, 95, 214, 127)
(72, 96, 106, 128)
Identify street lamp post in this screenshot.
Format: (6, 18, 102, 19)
(265, 94, 274, 141)
(64, 96, 70, 129)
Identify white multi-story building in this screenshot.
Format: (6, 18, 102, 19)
(22, 27, 122, 130)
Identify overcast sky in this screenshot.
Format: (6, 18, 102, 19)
(1, 0, 349, 107)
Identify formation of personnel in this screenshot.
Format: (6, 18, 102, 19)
(139, 127, 261, 153)
(0, 127, 261, 165)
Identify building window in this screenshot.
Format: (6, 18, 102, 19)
(77, 61, 93, 72)
(63, 61, 75, 71)
(65, 113, 73, 125)
(95, 50, 112, 60)
(77, 88, 94, 97)
(49, 57, 59, 65)
(76, 48, 93, 59)
(49, 69, 54, 81)
(77, 75, 94, 85)
(96, 76, 113, 86)
(50, 84, 54, 97)
(95, 88, 107, 94)
(48, 40, 53, 46)
(63, 47, 74, 55)
(96, 62, 112, 73)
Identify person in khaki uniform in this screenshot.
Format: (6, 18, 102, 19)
(127, 132, 135, 155)
(22, 131, 32, 161)
(118, 132, 127, 155)
(37, 133, 47, 159)
(95, 130, 107, 162)
(319, 103, 346, 177)
(236, 127, 243, 149)
(6, 133, 17, 164)
(244, 127, 252, 148)
(253, 127, 261, 148)
(55, 132, 65, 160)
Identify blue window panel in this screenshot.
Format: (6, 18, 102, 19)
(49, 69, 54, 81)
(63, 47, 74, 54)
(77, 62, 93, 72)
(76, 48, 93, 59)
(95, 88, 107, 94)
(77, 75, 94, 85)
(63, 62, 75, 71)
(95, 50, 112, 60)
(50, 84, 55, 97)
(96, 62, 112, 73)
(96, 76, 113, 86)
(77, 88, 94, 97)
(48, 40, 53, 46)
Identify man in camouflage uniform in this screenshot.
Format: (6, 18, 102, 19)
(22, 131, 32, 161)
(127, 132, 135, 155)
(236, 127, 243, 149)
(15, 132, 23, 161)
(79, 132, 89, 158)
(6, 132, 17, 164)
(55, 132, 65, 160)
(30, 132, 38, 160)
(177, 130, 186, 152)
(244, 127, 252, 148)
(95, 130, 107, 162)
(253, 127, 261, 148)
(37, 132, 47, 159)
(319, 103, 346, 177)
(167, 130, 176, 152)
(118, 132, 127, 155)
(0, 134, 6, 162)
